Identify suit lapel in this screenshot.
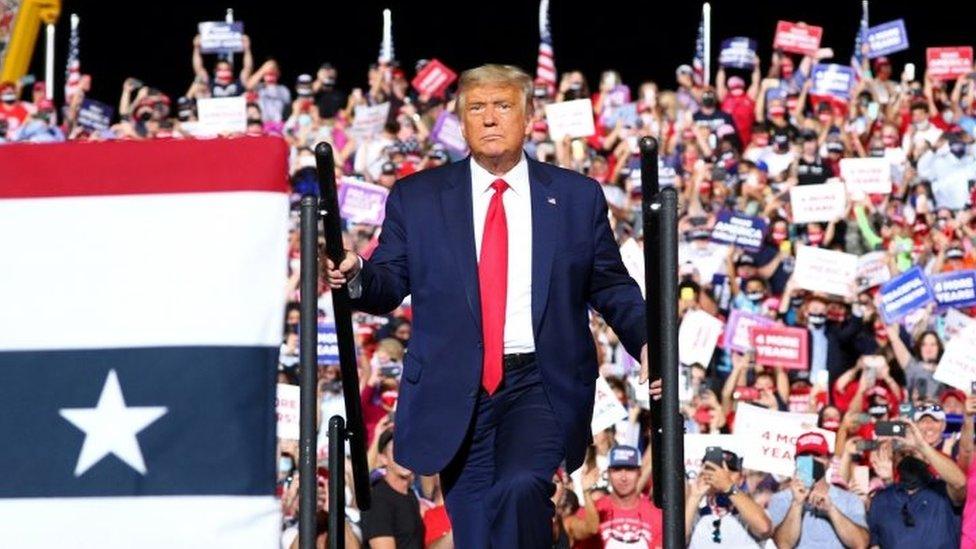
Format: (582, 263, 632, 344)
(528, 158, 558, 336)
(440, 158, 482, 330)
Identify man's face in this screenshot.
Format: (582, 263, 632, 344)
(917, 416, 945, 446)
(460, 84, 530, 162)
(608, 467, 639, 498)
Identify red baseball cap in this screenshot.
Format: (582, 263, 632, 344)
(795, 431, 829, 457)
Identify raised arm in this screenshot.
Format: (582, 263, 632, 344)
(191, 35, 208, 81)
(239, 34, 254, 83)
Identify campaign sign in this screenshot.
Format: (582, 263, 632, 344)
(338, 178, 389, 226)
(878, 266, 936, 324)
(349, 102, 391, 142)
(77, 99, 114, 132)
(317, 324, 339, 364)
(789, 183, 847, 224)
(602, 102, 638, 128)
(811, 64, 855, 101)
(734, 404, 834, 477)
(840, 157, 891, 194)
(773, 21, 823, 55)
(544, 99, 596, 140)
(793, 245, 859, 298)
(196, 96, 247, 135)
(927, 47, 974, 81)
(725, 309, 774, 354)
(750, 325, 809, 370)
(720, 37, 758, 69)
(929, 270, 976, 310)
(431, 111, 468, 153)
(198, 21, 244, 54)
(592, 376, 628, 435)
(865, 19, 909, 58)
(276, 383, 301, 441)
(934, 325, 976, 392)
(710, 211, 767, 252)
(856, 251, 891, 291)
(679, 309, 725, 366)
(411, 59, 457, 98)
(944, 308, 976, 342)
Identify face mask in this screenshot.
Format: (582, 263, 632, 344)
(215, 69, 233, 85)
(322, 77, 336, 87)
(298, 114, 312, 127)
(746, 291, 765, 302)
(818, 114, 832, 125)
(776, 142, 790, 153)
(807, 232, 824, 246)
(771, 229, 788, 244)
(942, 110, 954, 124)
(1, 92, 15, 103)
(811, 460, 827, 482)
(950, 141, 966, 159)
(808, 314, 827, 328)
(278, 456, 294, 474)
(914, 120, 929, 131)
(702, 95, 717, 108)
(754, 135, 769, 147)
(791, 296, 805, 309)
(821, 418, 840, 432)
(897, 455, 931, 490)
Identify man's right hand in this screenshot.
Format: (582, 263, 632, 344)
(322, 250, 361, 289)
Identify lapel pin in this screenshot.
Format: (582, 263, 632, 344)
(547, 197, 557, 205)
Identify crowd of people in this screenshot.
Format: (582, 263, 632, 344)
(6, 17, 976, 549)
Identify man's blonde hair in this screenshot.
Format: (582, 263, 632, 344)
(456, 64, 533, 115)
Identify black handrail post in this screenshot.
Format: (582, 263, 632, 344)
(298, 194, 320, 549)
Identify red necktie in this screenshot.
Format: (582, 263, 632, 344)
(479, 179, 509, 394)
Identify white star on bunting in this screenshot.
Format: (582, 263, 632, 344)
(60, 369, 167, 476)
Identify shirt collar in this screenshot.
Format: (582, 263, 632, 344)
(470, 154, 530, 197)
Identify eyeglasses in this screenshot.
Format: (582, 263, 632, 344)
(901, 502, 916, 527)
(712, 517, 722, 543)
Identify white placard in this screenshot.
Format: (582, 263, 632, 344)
(349, 102, 391, 142)
(683, 434, 744, 479)
(944, 308, 976, 342)
(793, 244, 858, 297)
(196, 96, 247, 135)
(733, 403, 834, 477)
(856, 251, 892, 291)
(790, 183, 847, 224)
(544, 99, 596, 140)
(840, 157, 892, 194)
(679, 309, 725, 366)
(276, 383, 301, 441)
(934, 325, 976, 392)
(591, 375, 628, 435)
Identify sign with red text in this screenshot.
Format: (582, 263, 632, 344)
(790, 182, 847, 224)
(927, 47, 974, 81)
(934, 325, 976, 392)
(411, 59, 457, 98)
(793, 244, 859, 298)
(773, 21, 823, 55)
(733, 404, 834, 476)
(840, 157, 891, 194)
(750, 325, 809, 370)
(276, 383, 301, 440)
(591, 375, 628, 435)
(679, 309, 725, 366)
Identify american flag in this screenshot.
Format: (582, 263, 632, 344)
(851, 1, 869, 80)
(692, 12, 705, 86)
(536, 0, 556, 93)
(64, 14, 81, 101)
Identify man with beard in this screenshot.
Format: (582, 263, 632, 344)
(867, 420, 967, 548)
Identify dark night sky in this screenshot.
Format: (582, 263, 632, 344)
(26, 1, 973, 106)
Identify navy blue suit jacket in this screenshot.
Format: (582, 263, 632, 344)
(351, 156, 646, 475)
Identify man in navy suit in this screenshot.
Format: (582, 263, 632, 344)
(326, 64, 649, 548)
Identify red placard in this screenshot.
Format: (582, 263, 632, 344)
(773, 21, 823, 55)
(927, 47, 974, 81)
(749, 325, 809, 370)
(411, 59, 458, 98)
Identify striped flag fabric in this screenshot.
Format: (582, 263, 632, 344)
(65, 14, 81, 101)
(692, 12, 705, 86)
(851, 1, 870, 81)
(536, 0, 557, 93)
(0, 138, 290, 548)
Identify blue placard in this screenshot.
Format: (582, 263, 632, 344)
(810, 64, 855, 101)
(709, 210, 767, 252)
(719, 37, 758, 70)
(317, 324, 339, 364)
(929, 270, 976, 310)
(865, 19, 909, 58)
(603, 102, 638, 128)
(879, 266, 936, 323)
(198, 21, 244, 54)
(77, 99, 114, 132)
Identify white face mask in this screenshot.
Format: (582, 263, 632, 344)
(942, 110, 954, 124)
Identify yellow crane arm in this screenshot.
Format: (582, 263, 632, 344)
(0, 0, 61, 85)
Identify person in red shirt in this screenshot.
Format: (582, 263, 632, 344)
(716, 65, 759, 146)
(0, 81, 31, 138)
(572, 445, 664, 548)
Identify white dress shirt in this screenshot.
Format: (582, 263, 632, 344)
(470, 156, 535, 353)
